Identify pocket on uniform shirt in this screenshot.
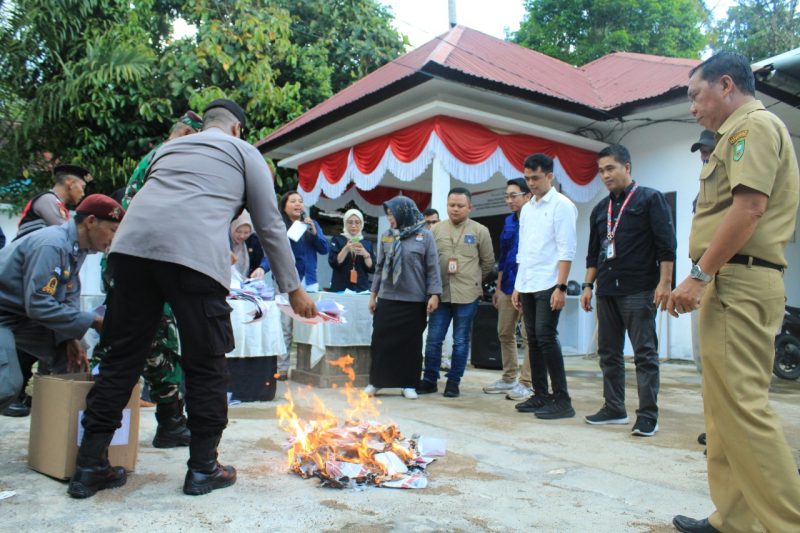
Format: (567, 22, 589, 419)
(697, 159, 719, 208)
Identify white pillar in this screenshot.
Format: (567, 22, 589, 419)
(378, 215, 390, 238)
(430, 154, 451, 220)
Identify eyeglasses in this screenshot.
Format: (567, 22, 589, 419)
(504, 192, 526, 199)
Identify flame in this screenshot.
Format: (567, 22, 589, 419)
(276, 354, 422, 487)
(327, 355, 355, 381)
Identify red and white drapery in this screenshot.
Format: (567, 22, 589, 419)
(297, 115, 603, 206)
(315, 184, 431, 218)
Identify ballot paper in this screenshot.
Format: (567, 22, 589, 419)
(287, 220, 308, 242)
(275, 295, 346, 324)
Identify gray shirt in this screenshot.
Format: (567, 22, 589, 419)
(34, 191, 69, 226)
(371, 228, 442, 302)
(110, 128, 300, 292)
(0, 220, 94, 343)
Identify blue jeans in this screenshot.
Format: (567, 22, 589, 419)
(423, 299, 479, 384)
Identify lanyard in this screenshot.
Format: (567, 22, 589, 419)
(606, 183, 638, 241)
(450, 221, 468, 249)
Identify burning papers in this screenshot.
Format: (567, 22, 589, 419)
(276, 356, 444, 489)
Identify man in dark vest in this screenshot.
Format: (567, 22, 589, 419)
(15, 164, 91, 240)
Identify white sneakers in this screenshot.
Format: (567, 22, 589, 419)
(364, 385, 418, 399)
(483, 378, 516, 394)
(401, 388, 418, 400)
(505, 382, 533, 401)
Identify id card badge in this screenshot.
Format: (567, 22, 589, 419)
(350, 268, 358, 284)
(606, 239, 616, 260)
(447, 257, 459, 274)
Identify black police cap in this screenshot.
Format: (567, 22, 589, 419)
(203, 98, 247, 130)
(54, 164, 92, 183)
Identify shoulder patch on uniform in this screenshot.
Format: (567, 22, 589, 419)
(381, 235, 395, 243)
(41, 276, 58, 295)
(728, 130, 748, 145)
(733, 139, 746, 161)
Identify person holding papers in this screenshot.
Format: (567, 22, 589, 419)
(251, 190, 328, 379)
(329, 208, 375, 292)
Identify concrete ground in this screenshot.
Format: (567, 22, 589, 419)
(1, 355, 799, 533)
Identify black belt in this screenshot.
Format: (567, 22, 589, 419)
(728, 254, 784, 272)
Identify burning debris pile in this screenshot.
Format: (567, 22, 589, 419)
(276, 356, 444, 489)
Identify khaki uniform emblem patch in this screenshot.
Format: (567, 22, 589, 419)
(733, 139, 746, 161)
(728, 130, 748, 145)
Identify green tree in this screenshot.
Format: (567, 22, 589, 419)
(0, 0, 172, 201)
(510, 0, 710, 66)
(278, 0, 408, 96)
(714, 0, 800, 61)
(0, 0, 406, 202)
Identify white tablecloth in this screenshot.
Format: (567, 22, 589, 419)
(292, 292, 373, 367)
(227, 299, 285, 358)
(80, 295, 284, 358)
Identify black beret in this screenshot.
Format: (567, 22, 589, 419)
(54, 164, 93, 183)
(76, 194, 125, 222)
(203, 98, 246, 130)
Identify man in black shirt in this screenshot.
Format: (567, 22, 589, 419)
(580, 144, 676, 437)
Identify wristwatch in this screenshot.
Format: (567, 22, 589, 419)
(690, 263, 713, 283)
(555, 283, 568, 292)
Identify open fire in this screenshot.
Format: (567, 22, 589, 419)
(276, 356, 443, 489)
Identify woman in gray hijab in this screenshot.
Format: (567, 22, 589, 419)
(366, 197, 442, 399)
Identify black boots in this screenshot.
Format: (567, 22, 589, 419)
(2, 392, 32, 417)
(183, 433, 236, 496)
(152, 397, 191, 448)
(67, 432, 127, 498)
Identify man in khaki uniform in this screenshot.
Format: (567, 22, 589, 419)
(418, 187, 494, 398)
(668, 52, 800, 533)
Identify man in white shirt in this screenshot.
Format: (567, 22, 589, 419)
(512, 153, 578, 420)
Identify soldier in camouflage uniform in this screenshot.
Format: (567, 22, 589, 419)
(92, 110, 202, 448)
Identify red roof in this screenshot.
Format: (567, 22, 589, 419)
(257, 26, 700, 151)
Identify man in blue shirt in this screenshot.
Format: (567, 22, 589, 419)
(483, 178, 533, 401)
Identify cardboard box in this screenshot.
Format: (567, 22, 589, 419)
(28, 373, 140, 480)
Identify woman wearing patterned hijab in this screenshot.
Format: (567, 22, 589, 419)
(366, 197, 442, 399)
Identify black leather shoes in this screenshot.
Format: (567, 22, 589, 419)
(443, 380, 459, 398)
(183, 462, 237, 495)
(672, 515, 720, 533)
(152, 398, 191, 448)
(2, 398, 31, 417)
(67, 432, 127, 499)
(68, 464, 127, 498)
(416, 380, 437, 394)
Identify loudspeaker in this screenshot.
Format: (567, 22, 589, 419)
(470, 302, 502, 370)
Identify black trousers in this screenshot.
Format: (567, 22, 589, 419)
(520, 287, 569, 399)
(83, 254, 234, 437)
(596, 290, 660, 420)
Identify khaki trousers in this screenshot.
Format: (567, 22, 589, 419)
(700, 264, 800, 532)
(496, 291, 531, 387)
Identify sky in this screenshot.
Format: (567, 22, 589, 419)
(380, 0, 738, 49)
